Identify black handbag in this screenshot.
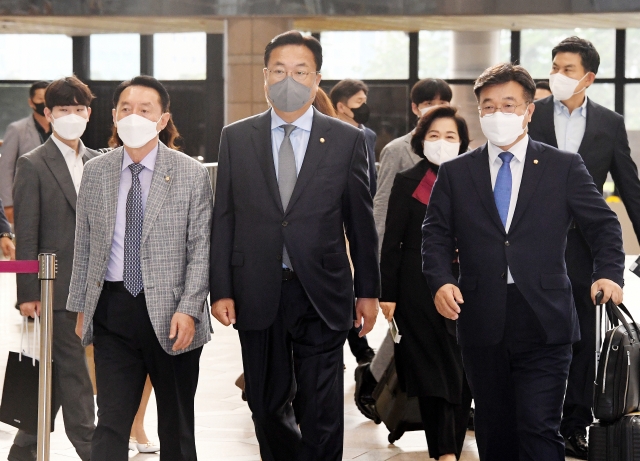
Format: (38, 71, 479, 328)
(594, 301, 640, 422)
(0, 317, 55, 433)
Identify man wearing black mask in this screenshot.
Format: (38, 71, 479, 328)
(330, 79, 377, 196)
(0, 80, 51, 223)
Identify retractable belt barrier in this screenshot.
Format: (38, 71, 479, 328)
(0, 254, 57, 461)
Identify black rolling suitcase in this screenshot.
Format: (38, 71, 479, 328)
(372, 357, 423, 444)
(589, 414, 640, 461)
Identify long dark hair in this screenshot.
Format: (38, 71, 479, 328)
(108, 75, 182, 150)
(411, 106, 470, 165)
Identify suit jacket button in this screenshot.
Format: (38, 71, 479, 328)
(501, 272, 506, 279)
(282, 221, 288, 227)
(96, 281, 100, 287)
(505, 241, 510, 246)
(276, 255, 282, 261)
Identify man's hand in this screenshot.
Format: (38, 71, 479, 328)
(592, 279, 624, 305)
(0, 236, 15, 260)
(4, 206, 13, 224)
(355, 298, 379, 337)
(380, 302, 396, 322)
(434, 284, 464, 320)
(75, 312, 84, 339)
(19, 301, 40, 318)
(169, 312, 196, 352)
(211, 298, 236, 326)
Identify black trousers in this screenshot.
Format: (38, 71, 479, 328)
(417, 378, 472, 460)
(560, 280, 596, 437)
(91, 288, 202, 461)
(238, 276, 349, 461)
(462, 285, 572, 461)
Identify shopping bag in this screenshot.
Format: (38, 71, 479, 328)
(0, 317, 55, 433)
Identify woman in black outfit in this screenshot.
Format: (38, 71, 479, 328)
(379, 106, 472, 461)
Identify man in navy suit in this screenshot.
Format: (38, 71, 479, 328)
(422, 63, 625, 461)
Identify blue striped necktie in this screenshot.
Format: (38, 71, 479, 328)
(494, 152, 514, 228)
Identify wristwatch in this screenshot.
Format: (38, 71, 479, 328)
(0, 232, 14, 240)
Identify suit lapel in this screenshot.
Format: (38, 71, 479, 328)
(576, 98, 598, 160)
(509, 140, 549, 231)
(285, 108, 331, 214)
(252, 110, 284, 214)
(141, 143, 174, 246)
(103, 148, 124, 251)
(41, 138, 78, 211)
(468, 146, 505, 233)
(535, 97, 558, 148)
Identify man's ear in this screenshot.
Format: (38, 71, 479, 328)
(411, 102, 420, 117)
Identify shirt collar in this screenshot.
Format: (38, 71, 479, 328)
(271, 106, 314, 132)
(122, 144, 158, 172)
(488, 134, 529, 165)
(553, 95, 588, 118)
(51, 134, 86, 160)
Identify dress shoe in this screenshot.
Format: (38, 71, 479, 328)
(564, 430, 588, 460)
(354, 363, 380, 422)
(130, 437, 160, 453)
(7, 444, 36, 461)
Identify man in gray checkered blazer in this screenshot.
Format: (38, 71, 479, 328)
(67, 76, 212, 461)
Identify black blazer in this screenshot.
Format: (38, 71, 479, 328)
(422, 139, 625, 347)
(13, 138, 99, 310)
(210, 108, 380, 331)
(529, 96, 640, 281)
(0, 198, 10, 234)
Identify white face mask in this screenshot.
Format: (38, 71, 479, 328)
(51, 113, 88, 141)
(116, 113, 163, 149)
(422, 139, 460, 165)
(549, 72, 587, 101)
(479, 107, 529, 147)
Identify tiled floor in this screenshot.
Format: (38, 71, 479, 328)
(2, 257, 640, 460)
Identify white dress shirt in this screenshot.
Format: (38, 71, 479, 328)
(488, 134, 529, 283)
(51, 135, 85, 194)
(554, 96, 588, 153)
(270, 106, 314, 178)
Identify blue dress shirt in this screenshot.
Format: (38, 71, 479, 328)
(105, 145, 159, 281)
(553, 96, 588, 153)
(270, 106, 314, 178)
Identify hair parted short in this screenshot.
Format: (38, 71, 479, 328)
(329, 79, 368, 109)
(410, 79, 452, 106)
(411, 106, 470, 162)
(44, 76, 95, 109)
(473, 63, 536, 103)
(30, 81, 50, 99)
(109, 75, 181, 151)
(264, 30, 323, 71)
(552, 36, 600, 75)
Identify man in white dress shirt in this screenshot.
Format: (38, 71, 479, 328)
(10, 76, 98, 461)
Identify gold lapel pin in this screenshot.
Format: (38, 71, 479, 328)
(533, 160, 539, 165)
(165, 176, 171, 182)
(320, 138, 325, 143)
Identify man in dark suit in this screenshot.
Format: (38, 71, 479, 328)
(210, 31, 380, 461)
(423, 63, 625, 461)
(10, 76, 97, 461)
(0, 198, 15, 260)
(528, 36, 640, 459)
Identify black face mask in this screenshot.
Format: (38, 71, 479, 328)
(350, 102, 370, 125)
(32, 101, 46, 116)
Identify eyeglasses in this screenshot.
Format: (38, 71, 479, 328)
(264, 68, 320, 84)
(478, 102, 529, 116)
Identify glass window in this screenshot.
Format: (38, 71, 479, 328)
(90, 34, 140, 81)
(320, 31, 409, 80)
(625, 84, 640, 131)
(521, 29, 615, 79)
(154, 32, 206, 80)
(418, 31, 451, 79)
(587, 83, 615, 111)
(0, 84, 31, 138)
(626, 29, 640, 78)
(0, 35, 72, 80)
(500, 30, 512, 64)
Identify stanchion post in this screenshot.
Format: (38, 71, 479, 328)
(37, 254, 56, 461)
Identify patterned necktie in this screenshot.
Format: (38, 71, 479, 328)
(278, 124, 297, 269)
(494, 152, 514, 228)
(123, 163, 145, 296)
